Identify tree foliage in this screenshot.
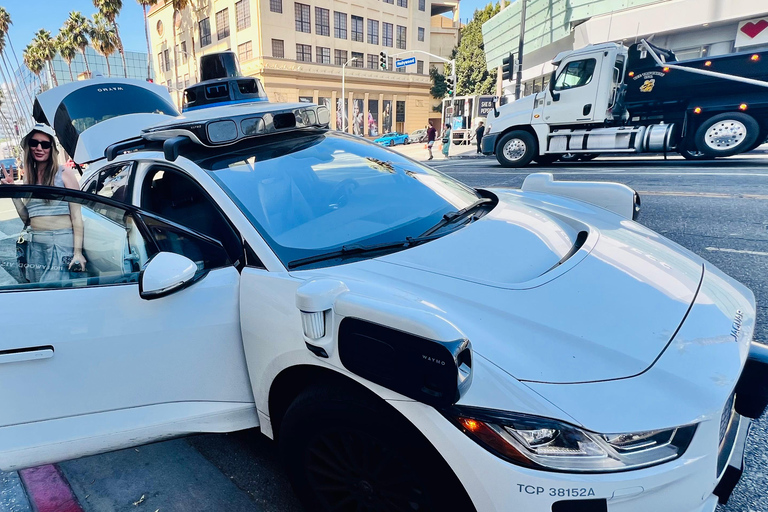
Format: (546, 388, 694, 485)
(429, 66, 447, 99)
(455, 2, 501, 95)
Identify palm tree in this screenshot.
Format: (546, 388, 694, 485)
(32, 29, 58, 87)
(136, 0, 158, 80)
(93, 0, 127, 78)
(65, 12, 92, 78)
(56, 28, 78, 82)
(23, 44, 45, 92)
(90, 13, 118, 77)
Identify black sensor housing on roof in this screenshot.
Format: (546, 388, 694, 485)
(183, 51, 269, 112)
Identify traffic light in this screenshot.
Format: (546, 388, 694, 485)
(445, 71, 455, 96)
(502, 53, 514, 81)
(379, 51, 387, 70)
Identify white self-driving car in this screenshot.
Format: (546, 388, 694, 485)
(0, 77, 765, 512)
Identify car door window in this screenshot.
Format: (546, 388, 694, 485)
(553, 59, 597, 91)
(140, 167, 244, 265)
(82, 162, 134, 202)
(0, 188, 153, 291)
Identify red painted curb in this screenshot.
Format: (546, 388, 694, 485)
(19, 465, 84, 512)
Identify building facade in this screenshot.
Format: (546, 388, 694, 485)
(482, 0, 768, 98)
(148, 0, 457, 135)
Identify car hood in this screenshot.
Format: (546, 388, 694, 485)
(298, 189, 706, 384)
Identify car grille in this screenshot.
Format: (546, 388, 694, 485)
(717, 393, 738, 476)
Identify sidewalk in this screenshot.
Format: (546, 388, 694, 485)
(387, 141, 489, 161)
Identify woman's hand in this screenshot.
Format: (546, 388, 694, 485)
(70, 251, 87, 272)
(0, 165, 14, 185)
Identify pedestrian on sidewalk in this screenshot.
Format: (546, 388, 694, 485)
(426, 121, 436, 160)
(441, 123, 451, 159)
(475, 121, 485, 154)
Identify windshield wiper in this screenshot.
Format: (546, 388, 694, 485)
(418, 198, 493, 238)
(287, 235, 441, 269)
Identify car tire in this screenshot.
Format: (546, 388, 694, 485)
(280, 385, 476, 512)
(695, 112, 759, 157)
(679, 146, 715, 161)
(389, 140, 395, 147)
(495, 130, 536, 167)
(532, 154, 560, 165)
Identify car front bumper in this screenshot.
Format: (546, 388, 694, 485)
(387, 397, 751, 512)
(481, 132, 498, 155)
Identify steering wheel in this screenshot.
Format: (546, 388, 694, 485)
(328, 179, 360, 209)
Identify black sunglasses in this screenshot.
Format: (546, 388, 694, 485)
(28, 139, 52, 150)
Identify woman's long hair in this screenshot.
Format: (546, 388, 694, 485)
(22, 132, 60, 186)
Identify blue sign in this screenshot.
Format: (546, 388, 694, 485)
(395, 57, 416, 68)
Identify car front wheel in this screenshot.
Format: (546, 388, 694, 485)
(280, 385, 476, 512)
(495, 130, 536, 167)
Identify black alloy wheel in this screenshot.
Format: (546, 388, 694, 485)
(280, 386, 476, 512)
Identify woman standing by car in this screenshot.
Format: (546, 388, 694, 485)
(0, 123, 86, 282)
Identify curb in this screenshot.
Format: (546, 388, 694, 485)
(19, 465, 84, 512)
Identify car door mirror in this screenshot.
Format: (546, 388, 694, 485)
(139, 252, 201, 300)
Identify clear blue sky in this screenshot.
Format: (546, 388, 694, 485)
(2, 0, 148, 66)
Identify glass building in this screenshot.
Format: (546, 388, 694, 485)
(47, 46, 153, 85)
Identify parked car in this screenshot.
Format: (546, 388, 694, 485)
(1, 76, 764, 512)
(409, 128, 428, 143)
(0, 158, 18, 180)
(374, 131, 410, 146)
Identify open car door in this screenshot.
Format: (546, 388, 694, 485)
(0, 186, 256, 471)
(32, 78, 180, 164)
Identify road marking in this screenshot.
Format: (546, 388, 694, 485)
(705, 247, 768, 257)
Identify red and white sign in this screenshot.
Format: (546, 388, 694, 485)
(736, 17, 768, 49)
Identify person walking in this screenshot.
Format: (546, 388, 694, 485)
(475, 121, 485, 154)
(441, 123, 451, 159)
(426, 121, 437, 160)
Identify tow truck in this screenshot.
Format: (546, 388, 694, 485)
(482, 40, 768, 166)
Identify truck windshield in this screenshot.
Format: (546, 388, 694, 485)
(195, 131, 482, 269)
(554, 59, 597, 90)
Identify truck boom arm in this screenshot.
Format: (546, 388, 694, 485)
(639, 39, 768, 89)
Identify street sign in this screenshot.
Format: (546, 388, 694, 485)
(395, 57, 416, 68)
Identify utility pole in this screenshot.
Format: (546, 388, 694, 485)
(514, 0, 527, 100)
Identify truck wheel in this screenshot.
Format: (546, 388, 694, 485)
(280, 385, 476, 512)
(496, 130, 536, 167)
(695, 113, 759, 157)
(533, 154, 560, 165)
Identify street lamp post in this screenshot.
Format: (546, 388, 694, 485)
(341, 57, 358, 133)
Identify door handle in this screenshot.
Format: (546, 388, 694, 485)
(0, 346, 54, 365)
(583, 104, 592, 116)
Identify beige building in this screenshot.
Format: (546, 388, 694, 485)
(148, 0, 459, 136)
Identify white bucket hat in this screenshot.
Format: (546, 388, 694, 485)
(21, 123, 57, 148)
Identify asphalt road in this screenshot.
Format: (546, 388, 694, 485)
(4, 155, 768, 512)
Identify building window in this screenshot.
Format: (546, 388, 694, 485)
(316, 7, 330, 36)
(352, 51, 364, 67)
(316, 46, 331, 64)
(184, 74, 190, 87)
(157, 52, 165, 73)
(334, 11, 347, 39)
(272, 39, 285, 58)
(383, 0, 393, 4)
(397, 66, 405, 73)
(295, 3, 311, 33)
(388, 56, 393, 70)
(199, 18, 211, 47)
(335, 49, 348, 65)
(180, 41, 188, 64)
(270, 0, 282, 13)
(163, 48, 171, 71)
(351, 15, 363, 42)
(296, 43, 312, 62)
(417, 60, 424, 74)
(236, 0, 251, 30)
(383, 22, 393, 47)
(238, 41, 253, 62)
(216, 8, 230, 40)
(397, 0, 407, 7)
(367, 19, 379, 45)
(367, 54, 378, 69)
(396, 25, 406, 49)
(418, 0, 425, 11)
(418, 27, 424, 42)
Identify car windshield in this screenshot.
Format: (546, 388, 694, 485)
(194, 130, 481, 268)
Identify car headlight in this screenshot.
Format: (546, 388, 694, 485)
(444, 406, 696, 473)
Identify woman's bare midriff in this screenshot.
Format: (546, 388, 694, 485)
(30, 215, 73, 231)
